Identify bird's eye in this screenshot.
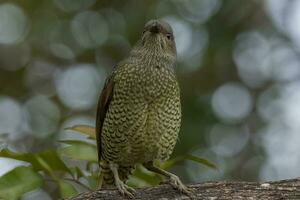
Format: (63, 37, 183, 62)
(166, 33, 172, 40)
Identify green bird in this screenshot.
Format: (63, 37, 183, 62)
(96, 19, 190, 197)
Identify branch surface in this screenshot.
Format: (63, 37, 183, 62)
(70, 178, 300, 200)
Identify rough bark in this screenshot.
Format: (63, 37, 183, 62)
(70, 178, 300, 200)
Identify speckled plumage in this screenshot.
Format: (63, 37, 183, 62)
(96, 20, 189, 197)
(105, 64, 180, 155)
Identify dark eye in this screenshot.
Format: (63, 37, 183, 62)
(166, 33, 172, 40)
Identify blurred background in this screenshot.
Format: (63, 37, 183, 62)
(1, 0, 300, 198)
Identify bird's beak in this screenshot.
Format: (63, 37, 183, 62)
(149, 21, 160, 34)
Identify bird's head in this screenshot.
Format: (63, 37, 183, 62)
(139, 19, 176, 59)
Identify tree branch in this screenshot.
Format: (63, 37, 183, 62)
(70, 178, 300, 200)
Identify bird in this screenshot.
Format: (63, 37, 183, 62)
(96, 19, 190, 198)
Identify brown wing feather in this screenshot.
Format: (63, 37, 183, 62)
(96, 76, 114, 162)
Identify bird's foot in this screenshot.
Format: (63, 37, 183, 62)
(109, 163, 136, 198)
(115, 179, 136, 198)
(168, 174, 195, 199)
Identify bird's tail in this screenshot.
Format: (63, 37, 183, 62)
(98, 160, 135, 188)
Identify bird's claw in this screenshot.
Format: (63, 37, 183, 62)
(115, 180, 136, 199)
(169, 174, 196, 199)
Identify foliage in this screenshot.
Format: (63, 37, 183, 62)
(0, 166, 42, 200)
(0, 126, 216, 199)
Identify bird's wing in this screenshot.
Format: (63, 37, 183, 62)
(96, 75, 114, 162)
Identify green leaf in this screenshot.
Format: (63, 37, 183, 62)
(129, 165, 161, 187)
(185, 154, 218, 170)
(85, 175, 98, 190)
(38, 151, 71, 173)
(156, 159, 177, 169)
(59, 140, 97, 162)
(0, 149, 72, 175)
(159, 154, 217, 170)
(70, 167, 84, 180)
(58, 180, 78, 199)
(65, 125, 96, 139)
(0, 166, 43, 200)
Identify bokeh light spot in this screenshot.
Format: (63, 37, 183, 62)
(22, 189, 52, 200)
(23, 95, 60, 138)
(0, 3, 29, 44)
(173, 0, 221, 24)
(71, 11, 109, 49)
(53, 0, 96, 12)
(233, 31, 271, 88)
(163, 16, 208, 71)
(209, 124, 249, 157)
(49, 43, 75, 60)
(25, 60, 57, 96)
(0, 43, 31, 71)
(55, 64, 105, 110)
(212, 82, 252, 122)
(257, 86, 280, 122)
(0, 96, 24, 139)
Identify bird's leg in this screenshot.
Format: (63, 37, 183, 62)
(109, 163, 135, 198)
(97, 167, 104, 189)
(144, 162, 194, 196)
